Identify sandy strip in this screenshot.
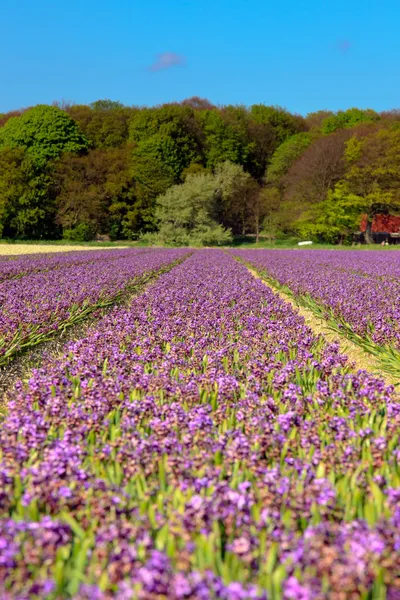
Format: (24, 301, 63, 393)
(0, 244, 129, 256)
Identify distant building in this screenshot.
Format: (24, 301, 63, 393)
(358, 215, 400, 244)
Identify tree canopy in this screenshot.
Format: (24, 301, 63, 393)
(151, 173, 232, 246)
(320, 108, 380, 135)
(0, 105, 88, 166)
(266, 132, 313, 186)
(0, 147, 57, 239)
(1, 99, 399, 244)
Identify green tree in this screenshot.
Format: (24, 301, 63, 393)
(321, 108, 379, 135)
(295, 182, 362, 243)
(129, 104, 203, 223)
(304, 110, 334, 131)
(343, 127, 400, 242)
(246, 118, 276, 180)
(90, 99, 125, 111)
(0, 148, 25, 236)
(343, 136, 365, 163)
(0, 105, 88, 239)
(0, 109, 26, 128)
(259, 187, 281, 243)
(265, 132, 313, 186)
(180, 163, 211, 180)
(151, 173, 232, 246)
(281, 129, 352, 230)
(0, 105, 88, 166)
(132, 134, 179, 204)
(67, 101, 132, 149)
(129, 104, 202, 177)
(221, 104, 280, 179)
(250, 105, 306, 145)
(51, 147, 137, 239)
(295, 127, 400, 243)
(0, 147, 57, 239)
(247, 105, 307, 180)
(214, 161, 258, 235)
(195, 109, 248, 169)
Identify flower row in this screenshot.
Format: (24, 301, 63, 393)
(0, 249, 186, 365)
(0, 248, 148, 285)
(232, 249, 400, 351)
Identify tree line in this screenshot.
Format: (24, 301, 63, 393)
(0, 98, 399, 244)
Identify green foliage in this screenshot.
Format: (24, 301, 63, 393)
(67, 103, 131, 149)
(51, 147, 138, 239)
(0, 147, 57, 239)
(214, 161, 259, 234)
(90, 99, 125, 111)
(181, 162, 211, 181)
(0, 109, 26, 128)
(152, 173, 232, 246)
(266, 133, 313, 185)
(359, 187, 400, 218)
(1, 100, 399, 245)
(129, 104, 202, 178)
(131, 136, 176, 214)
(279, 129, 354, 234)
(296, 170, 400, 244)
(0, 148, 24, 236)
(304, 110, 334, 131)
(0, 105, 88, 166)
(295, 182, 362, 243)
(63, 222, 96, 241)
(129, 105, 204, 227)
(215, 160, 252, 208)
(344, 127, 400, 197)
(129, 104, 194, 141)
(260, 187, 281, 242)
(189, 223, 232, 246)
(246, 106, 308, 180)
(321, 108, 379, 135)
(343, 127, 400, 241)
(196, 109, 248, 169)
(250, 105, 305, 144)
(156, 172, 217, 228)
(344, 136, 364, 163)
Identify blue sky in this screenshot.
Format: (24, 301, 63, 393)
(1, 0, 399, 114)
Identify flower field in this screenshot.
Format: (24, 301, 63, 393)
(0, 249, 186, 367)
(0, 249, 146, 284)
(1, 249, 400, 599)
(233, 249, 400, 378)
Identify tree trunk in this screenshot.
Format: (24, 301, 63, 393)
(241, 212, 246, 236)
(255, 214, 260, 243)
(241, 196, 246, 236)
(365, 217, 374, 244)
